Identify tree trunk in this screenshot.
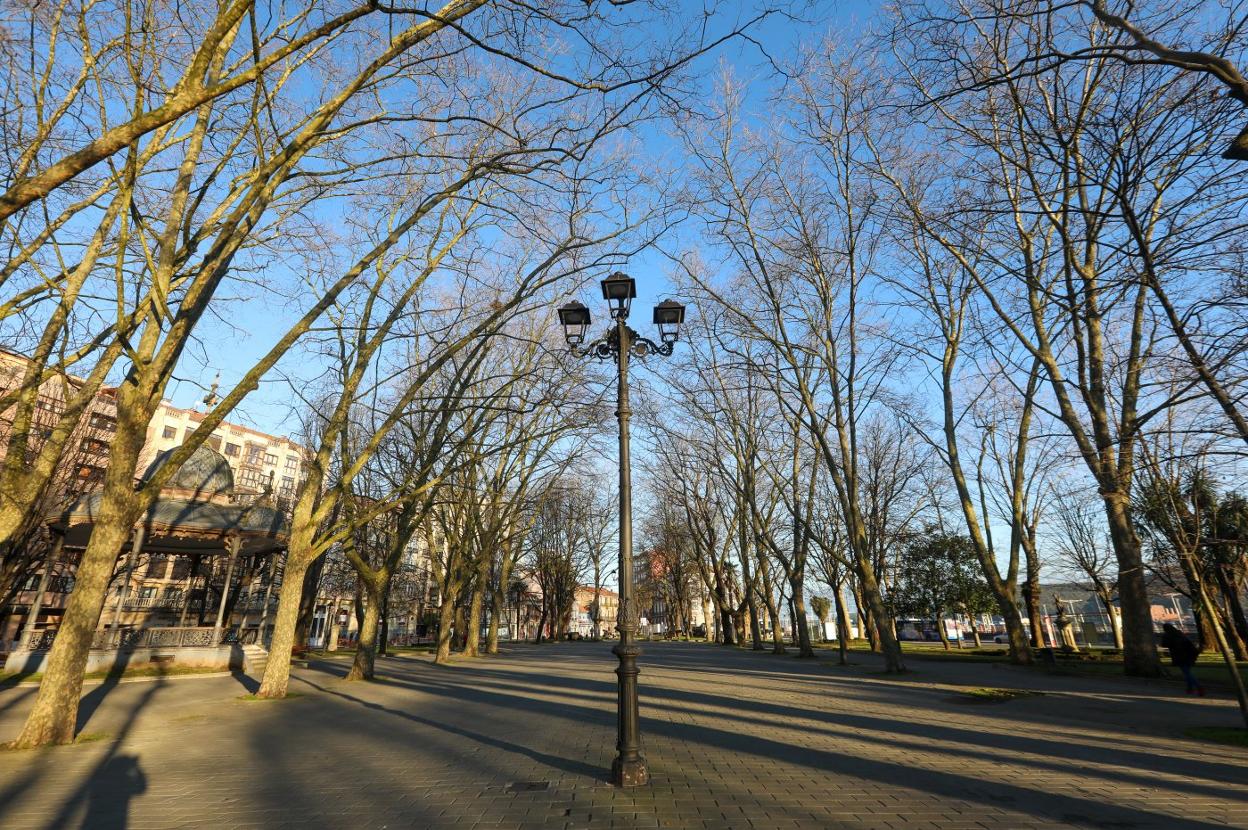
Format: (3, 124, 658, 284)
(1211, 595, 1248, 660)
(434, 590, 457, 664)
(377, 596, 389, 657)
(999, 598, 1032, 664)
(1103, 493, 1161, 676)
(533, 597, 548, 645)
(935, 610, 950, 651)
(257, 556, 311, 698)
(1214, 565, 1248, 659)
(1096, 587, 1124, 650)
(719, 606, 736, 645)
(858, 563, 904, 672)
(293, 556, 324, 651)
(464, 577, 485, 657)
(1024, 577, 1045, 648)
(453, 604, 466, 650)
(327, 597, 341, 652)
(732, 609, 746, 646)
(346, 590, 380, 681)
(10, 515, 132, 747)
(855, 581, 880, 652)
(765, 593, 785, 654)
(834, 585, 852, 644)
(758, 557, 785, 655)
(1188, 561, 1248, 728)
(739, 511, 764, 650)
(484, 549, 509, 654)
(790, 577, 815, 657)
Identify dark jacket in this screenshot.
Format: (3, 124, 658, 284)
(1161, 627, 1199, 667)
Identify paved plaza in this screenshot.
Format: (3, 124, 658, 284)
(0, 642, 1245, 829)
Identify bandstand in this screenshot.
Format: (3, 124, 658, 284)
(5, 446, 289, 675)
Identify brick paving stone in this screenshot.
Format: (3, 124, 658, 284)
(0, 642, 1245, 828)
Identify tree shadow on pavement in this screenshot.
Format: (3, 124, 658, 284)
(0, 672, 162, 830)
(46, 674, 163, 830)
(0, 686, 35, 717)
(336, 646, 1243, 828)
(292, 674, 607, 782)
(231, 671, 259, 693)
(75, 648, 137, 729)
(439, 646, 1248, 788)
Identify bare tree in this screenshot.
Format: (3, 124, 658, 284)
(677, 75, 907, 671)
(6, 0, 767, 744)
(1054, 491, 1123, 649)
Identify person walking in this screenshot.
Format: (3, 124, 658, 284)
(1160, 623, 1205, 696)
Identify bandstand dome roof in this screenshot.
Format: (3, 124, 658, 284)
(140, 445, 234, 498)
(45, 445, 288, 556)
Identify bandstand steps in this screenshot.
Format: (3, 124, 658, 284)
(241, 643, 269, 677)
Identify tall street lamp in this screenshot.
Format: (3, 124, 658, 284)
(557, 272, 685, 787)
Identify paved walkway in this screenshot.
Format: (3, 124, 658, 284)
(0, 642, 1244, 829)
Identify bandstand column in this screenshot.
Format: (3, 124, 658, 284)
(19, 531, 64, 649)
(109, 525, 145, 634)
(213, 535, 242, 642)
(256, 550, 281, 647)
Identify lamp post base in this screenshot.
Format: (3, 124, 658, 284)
(611, 638, 647, 787)
(611, 756, 649, 787)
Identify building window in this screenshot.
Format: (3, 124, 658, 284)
(146, 555, 169, 578)
(280, 475, 295, 495)
(77, 464, 104, 485)
(225, 442, 240, 457)
(162, 425, 177, 439)
(88, 412, 117, 431)
(238, 467, 267, 492)
(79, 437, 109, 455)
(206, 435, 222, 451)
(171, 557, 191, 579)
(139, 586, 157, 600)
(284, 456, 298, 471)
(264, 453, 278, 465)
(49, 576, 75, 594)
(246, 445, 264, 464)
(21, 574, 41, 591)
(163, 587, 182, 603)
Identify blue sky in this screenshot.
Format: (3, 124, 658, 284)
(162, 1, 880, 441)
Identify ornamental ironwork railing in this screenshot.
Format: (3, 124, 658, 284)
(21, 626, 224, 652)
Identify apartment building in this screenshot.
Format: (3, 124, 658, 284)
(139, 401, 308, 499)
(0, 347, 118, 492)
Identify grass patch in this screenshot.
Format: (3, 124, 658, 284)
(74, 732, 111, 744)
(1184, 727, 1248, 748)
(836, 643, 1008, 663)
(1, 663, 226, 688)
(237, 692, 304, 702)
(832, 642, 1248, 687)
(955, 687, 1044, 704)
(1043, 657, 1248, 688)
(84, 664, 224, 681)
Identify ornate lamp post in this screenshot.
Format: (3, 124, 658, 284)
(557, 272, 685, 788)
